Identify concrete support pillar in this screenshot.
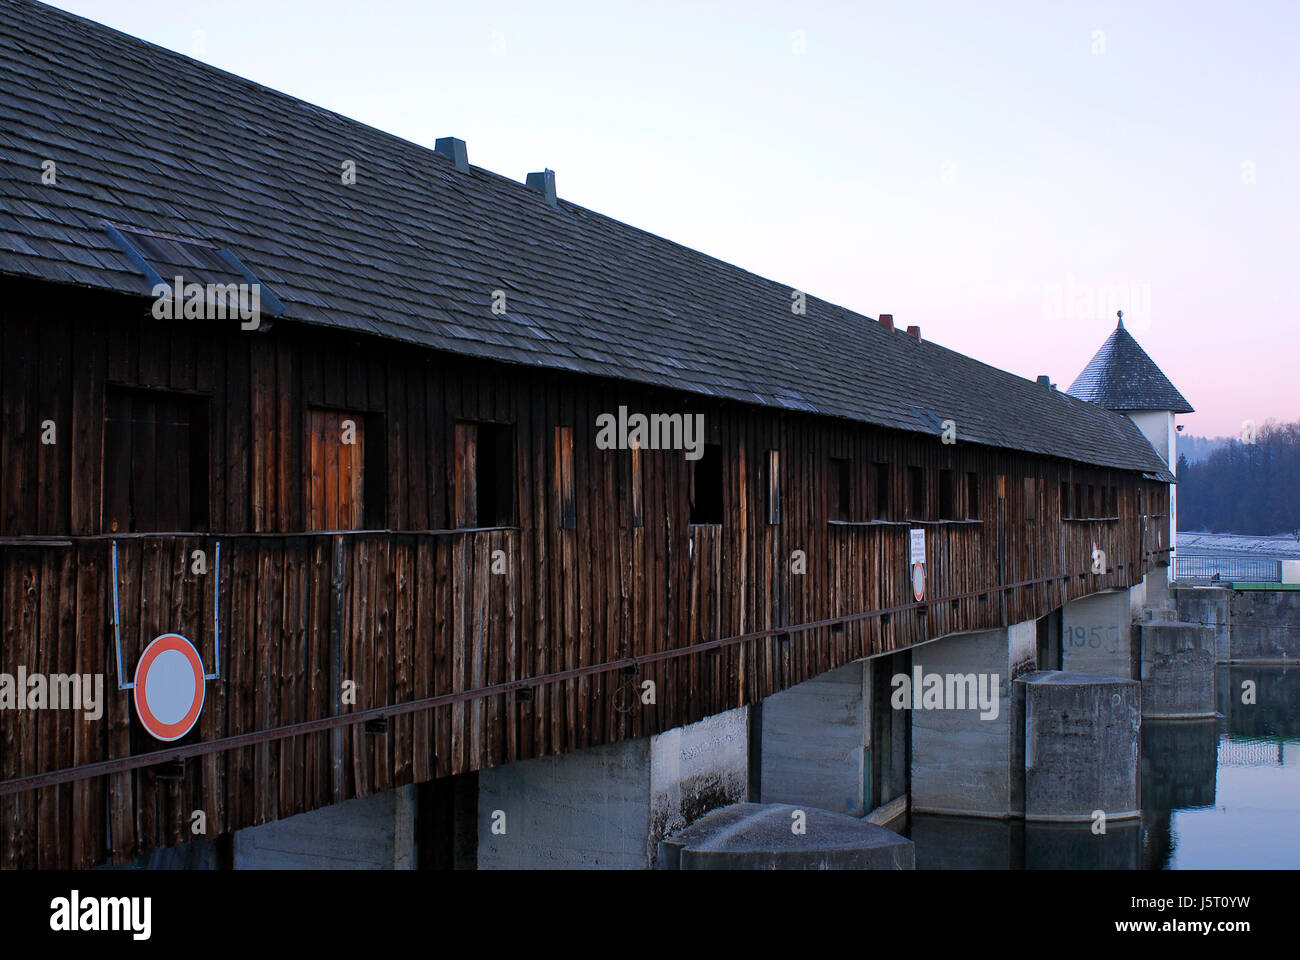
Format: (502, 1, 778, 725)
(1139, 621, 1216, 718)
(1020, 671, 1141, 824)
(231, 784, 419, 869)
(758, 661, 868, 816)
(1144, 565, 1173, 611)
(1225, 590, 1300, 662)
(476, 707, 748, 869)
(1061, 589, 1134, 678)
(910, 620, 1036, 819)
(1174, 585, 1232, 663)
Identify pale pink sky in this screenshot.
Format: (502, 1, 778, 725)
(52, 0, 1300, 437)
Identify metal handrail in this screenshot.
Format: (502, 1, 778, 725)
(1172, 554, 1282, 583)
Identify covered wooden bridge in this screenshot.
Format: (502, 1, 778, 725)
(0, 0, 1171, 867)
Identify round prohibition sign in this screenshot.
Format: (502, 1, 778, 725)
(133, 633, 206, 741)
(911, 562, 926, 603)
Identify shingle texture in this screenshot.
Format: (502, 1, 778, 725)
(1067, 319, 1194, 414)
(0, 0, 1174, 480)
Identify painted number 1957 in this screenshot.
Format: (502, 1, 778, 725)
(1065, 625, 1121, 652)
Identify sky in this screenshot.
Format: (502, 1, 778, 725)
(48, 0, 1300, 437)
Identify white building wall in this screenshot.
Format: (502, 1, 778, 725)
(1126, 409, 1178, 562)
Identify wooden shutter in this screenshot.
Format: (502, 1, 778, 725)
(555, 426, 576, 529)
(306, 408, 364, 531)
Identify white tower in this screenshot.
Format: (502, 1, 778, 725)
(1067, 312, 1193, 574)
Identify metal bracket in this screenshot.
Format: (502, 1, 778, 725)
(111, 539, 222, 691)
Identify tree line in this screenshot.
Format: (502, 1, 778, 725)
(1177, 419, 1300, 535)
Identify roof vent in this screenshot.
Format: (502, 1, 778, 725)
(906, 325, 921, 341)
(435, 137, 469, 173)
(878, 313, 894, 331)
(526, 169, 557, 207)
(1037, 375, 1053, 390)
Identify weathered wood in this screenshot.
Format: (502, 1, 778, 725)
(0, 287, 1169, 867)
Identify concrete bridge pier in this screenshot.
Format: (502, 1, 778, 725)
(1061, 589, 1135, 678)
(909, 621, 1037, 819)
(1174, 585, 1233, 663)
(1020, 671, 1141, 824)
(475, 707, 748, 869)
(230, 784, 420, 869)
(756, 660, 870, 817)
(1139, 620, 1216, 718)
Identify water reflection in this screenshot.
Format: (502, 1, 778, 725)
(910, 665, 1300, 869)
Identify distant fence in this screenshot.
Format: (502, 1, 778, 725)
(1217, 737, 1284, 767)
(1173, 555, 1283, 583)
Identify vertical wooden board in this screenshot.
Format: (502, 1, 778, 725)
(237, 538, 260, 827)
(542, 378, 560, 755)
(562, 390, 579, 754)
(168, 325, 196, 391)
(412, 537, 434, 783)
(392, 540, 413, 785)
(276, 541, 298, 817)
(405, 363, 428, 530)
(371, 538, 392, 794)
(138, 313, 167, 389)
(345, 539, 366, 798)
(451, 536, 469, 773)
(0, 556, 21, 866)
(201, 536, 230, 838)
(33, 551, 62, 866)
(258, 541, 283, 823)
(277, 339, 296, 533)
(71, 543, 106, 866)
(433, 536, 451, 779)
(483, 532, 502, 765)
(1, 316, 34, 535)
(70, 317, 106, 536)
(310, 536, 334, 810)
(386, 356, 407, 529)
(453, 422, 476, 529)
(36, 314, 71, 535)
(250, 344, 270, 531)
(322, 345, 346, 410)
(108, 541, 137, 864)
(572, 403, 591, 749)
(469, 534, 487, 768)
(225, 339, 251, 532)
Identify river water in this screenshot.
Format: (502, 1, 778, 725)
(910, 665, 1300, 869)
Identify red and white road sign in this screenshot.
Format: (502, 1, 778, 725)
(910, 528, 927, 602)
(133, 633, 206, 741)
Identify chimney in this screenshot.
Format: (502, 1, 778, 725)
(878, 313, 894, 331)
(906, 325, 921, 341)
(435, 137, 469, 173)
(526, 169, 557, 207)
(1037, 375, 1053, 390)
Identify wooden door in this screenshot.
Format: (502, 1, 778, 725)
(306, 408, 364, 531)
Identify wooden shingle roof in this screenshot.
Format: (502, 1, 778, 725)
(0, 0, 1174, 480)
(1067, 317, 1194, 414)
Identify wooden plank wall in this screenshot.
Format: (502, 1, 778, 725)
(0, 283, 1172, 866)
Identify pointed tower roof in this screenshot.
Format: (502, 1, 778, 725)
(1067, 312, 1193, 413)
